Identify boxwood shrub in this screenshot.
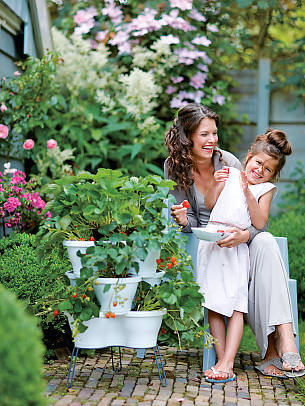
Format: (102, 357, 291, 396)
(269, 211, 305, 319)
(0, 232, 72, 349)
(0, 285, 46, 406)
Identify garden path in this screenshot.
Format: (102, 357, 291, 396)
(44, 347, 303, 405)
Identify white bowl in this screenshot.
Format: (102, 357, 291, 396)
(191, 227, 228, 242)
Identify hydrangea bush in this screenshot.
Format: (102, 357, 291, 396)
(0, 164, 50, 233)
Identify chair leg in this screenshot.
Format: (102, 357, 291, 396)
(153, 346, 167, 387)
(136, 348, 146, 359)
(202, 307, 216, 372)
(66, 347, 79, 388)
(288, 278, 299, 351)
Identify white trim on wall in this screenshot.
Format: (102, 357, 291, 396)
(0, 0, 22, 35)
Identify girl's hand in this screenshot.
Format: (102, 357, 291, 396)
(216, 227, 250, 248)
(214, 167, 230, 183)
(170, 204, 188, 227)
(240, 170, 249, 194)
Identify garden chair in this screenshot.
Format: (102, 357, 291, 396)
(164, 201, 299, 371)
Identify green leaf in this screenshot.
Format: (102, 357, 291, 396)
(58, 215, 72, 230)
(58, 301, 73, 311)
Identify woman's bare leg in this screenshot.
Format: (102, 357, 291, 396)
(276, 323, 304, 371)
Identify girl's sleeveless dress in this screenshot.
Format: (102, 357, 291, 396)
(196, 167, 277, 317)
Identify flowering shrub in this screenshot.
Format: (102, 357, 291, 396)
(0, 163, 50, 233)
(41, 0, 245, 176)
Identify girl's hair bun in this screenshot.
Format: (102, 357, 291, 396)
(264, 128, 292, 156)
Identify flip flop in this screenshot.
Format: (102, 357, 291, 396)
(205, 366, 236, 383)
(254, 358, 288, 379)
(282, 352, 305, 378)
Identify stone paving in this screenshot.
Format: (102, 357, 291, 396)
(44, 347, 304, 405)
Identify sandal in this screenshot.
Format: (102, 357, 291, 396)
(282, 352, 305, 378)
(205, 366, 236, 383)
(255, 358, 288, 379)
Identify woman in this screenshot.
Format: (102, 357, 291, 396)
(164, 103, 304, 380)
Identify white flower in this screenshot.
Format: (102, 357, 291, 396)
(119, 68, 161, 118)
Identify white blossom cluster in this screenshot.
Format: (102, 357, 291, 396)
(52, 28, 109, 96)
(118, 68, 162, 119)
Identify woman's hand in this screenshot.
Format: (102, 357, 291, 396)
(216, 227, 250, 248)
(171, 204, 188, 227)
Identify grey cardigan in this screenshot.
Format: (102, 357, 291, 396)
(164, 148, 265, 242)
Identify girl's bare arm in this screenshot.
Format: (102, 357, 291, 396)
(240, 171, 274, 229)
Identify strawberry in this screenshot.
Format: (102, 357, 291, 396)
(156, 258, 162, 265)
(110, 312, 115, 319)
(81, 294, 86, 299)
(72, 292, 78, 298)
(113, 301, 117, 307)
(79, 238, 84, 240)
(105, 312, 110, 318)
(182, 200, 190, 208)
(171, 257, 176, 263)
(167, 263, 173, 269)
(89, 236, 95, 241)
(161, 328, 167, 334)
(53, 310, 59, 317)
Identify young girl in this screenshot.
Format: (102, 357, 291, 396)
(196, 129, 292, 383)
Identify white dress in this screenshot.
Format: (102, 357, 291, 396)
(196, 167, 277, 317)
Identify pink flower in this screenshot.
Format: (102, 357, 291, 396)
(171, 76, 184, 84)
(23, 139, 35, 150)
(4, 197, 21, 213)
(166, 86, 177, 95)
(2, 77, 5, 81)
(170, 0, 192, 11)
(14, 71, 20, 76)
(190, 72, 208, 89)
(0, 104, 7, 112)
(160, 35, 179, 45)
(47, 139, 57, 149)
(0, 124, 9, 139)
(192, 36, 211, 47)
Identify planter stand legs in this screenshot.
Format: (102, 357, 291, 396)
(66, 345, 167, 388)
(66, 347, 79, 389)
(111, 347, 122, 372)
(153, 346, 167, 387)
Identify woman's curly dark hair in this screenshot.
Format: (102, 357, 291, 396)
(165, 103, 220, 190)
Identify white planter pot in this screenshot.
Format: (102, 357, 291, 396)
(137, 249, 161, 277)
(141, 271, 165, 287)
(93, 276, 141, 314)
(68, 310, 166, 349)
(63, 240, 95, 277)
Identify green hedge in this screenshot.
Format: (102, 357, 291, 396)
(0, 285, 46, 406)
(269, 211, 305, 319)
(0, 233, 72, 349)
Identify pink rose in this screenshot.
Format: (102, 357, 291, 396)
(0, 104, 7, 112)
(0, 124, 9, 139)
(47, 139, 57, 149)
(23, 139, 35, 150)
(14, 71, 20, 76)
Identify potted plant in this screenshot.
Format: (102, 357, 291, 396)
(38, 169, 176, 276)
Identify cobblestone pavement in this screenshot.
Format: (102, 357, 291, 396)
(44, 347, 303, 405)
